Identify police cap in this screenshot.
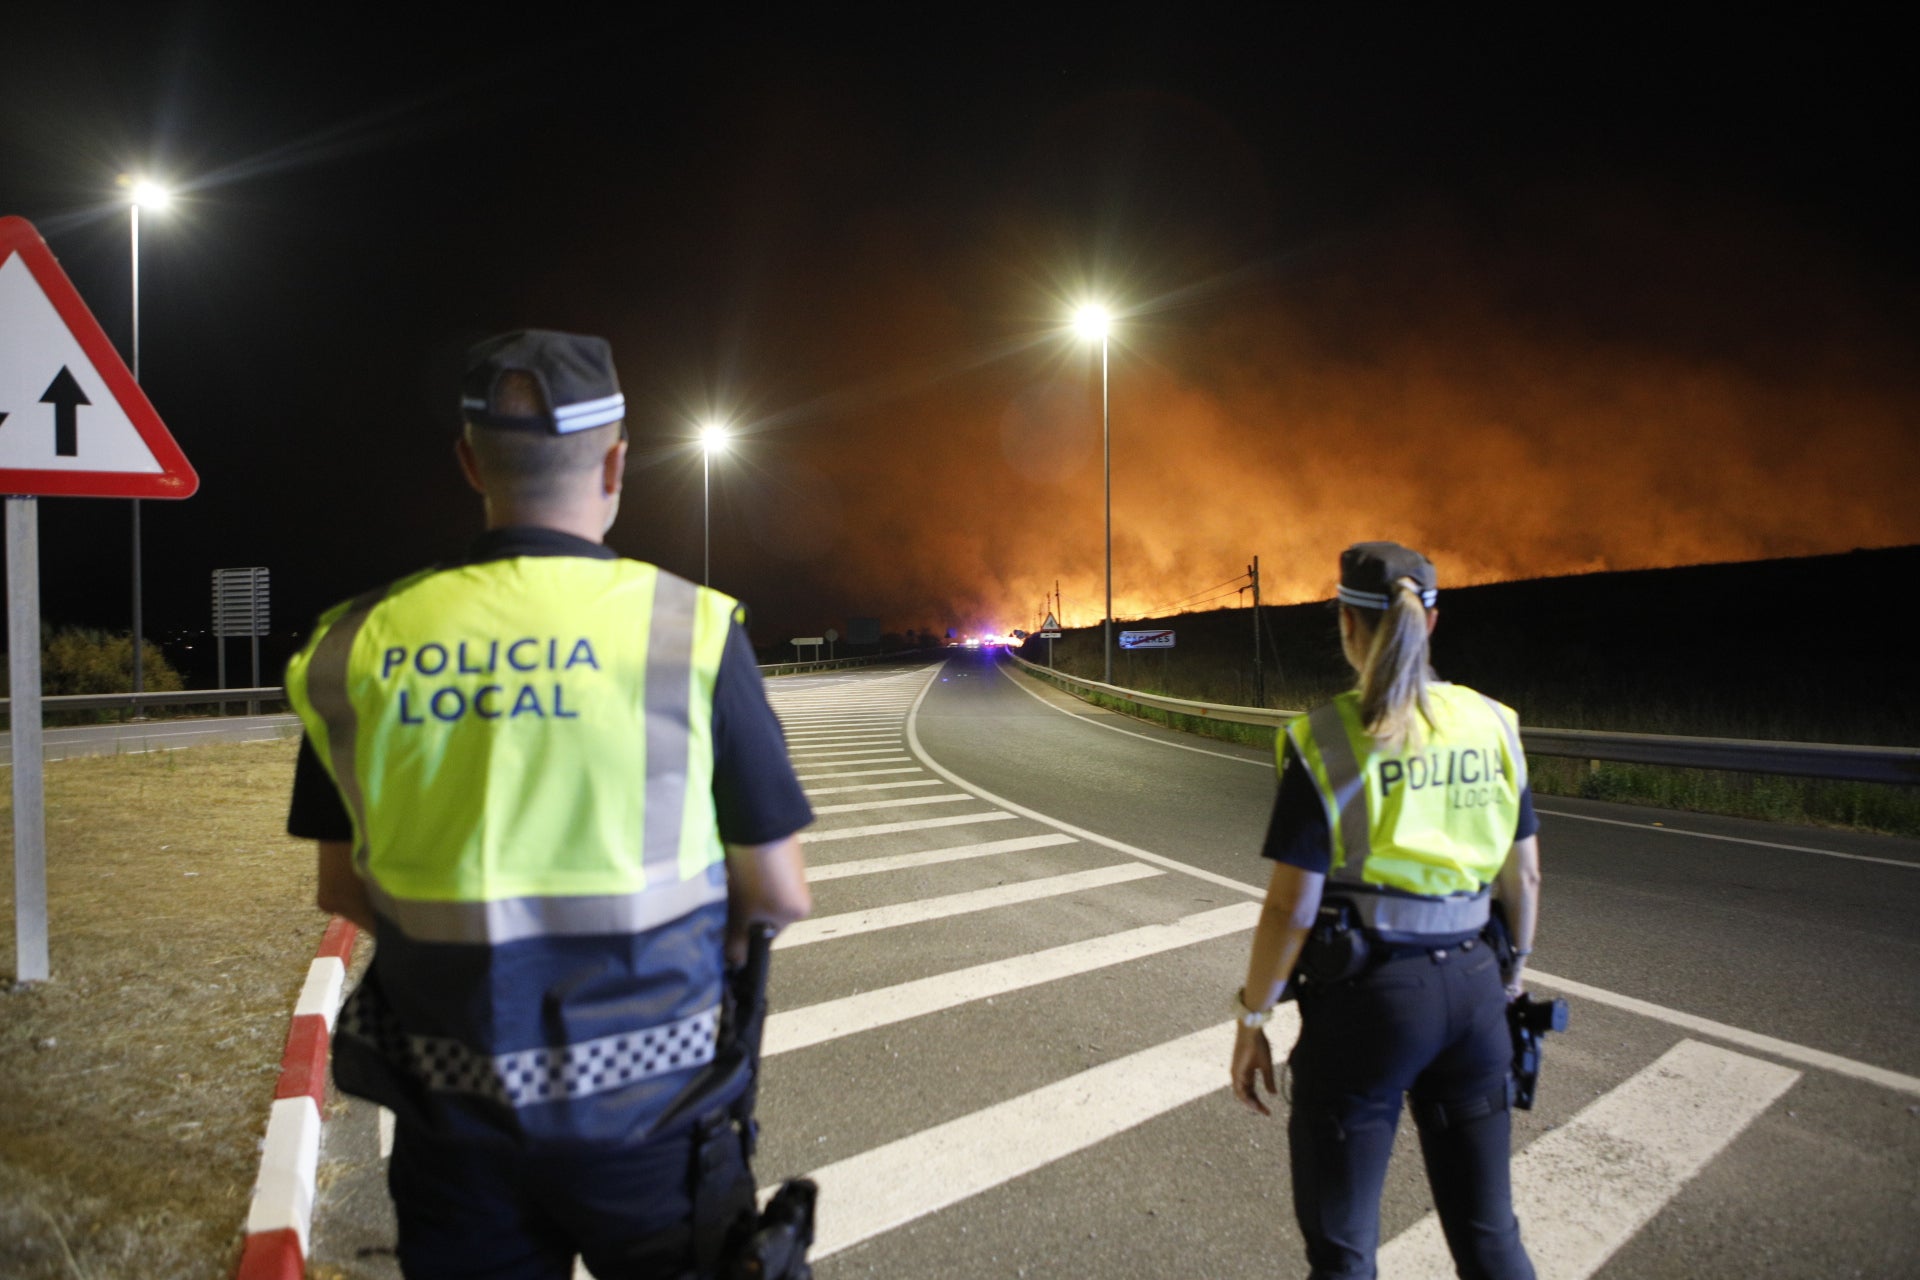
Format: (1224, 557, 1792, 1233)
(1339, 541, 1438, 611)
(461, 330, 625, 435)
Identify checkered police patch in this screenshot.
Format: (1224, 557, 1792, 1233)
(403, 1005, 722, 1108)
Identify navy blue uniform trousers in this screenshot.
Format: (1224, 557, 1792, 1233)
(1287, 939, 1535, 1280)
(387, 1118, 747, 1280)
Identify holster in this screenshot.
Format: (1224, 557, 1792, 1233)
(690, 1110, 758, 1275)
(1297, 898, 1372, 984)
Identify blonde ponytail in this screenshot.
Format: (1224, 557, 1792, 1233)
(1355, 577, 1433, 747)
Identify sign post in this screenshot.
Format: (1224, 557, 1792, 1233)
(2, 216, 198, 982)
(1039, 612, 1062, 668)
(213, 567, 271, 714)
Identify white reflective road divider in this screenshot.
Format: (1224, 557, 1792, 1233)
(800, 779, 945, 797)
(803, 1017, 1293, 1259)
(765, 902, 1261, 1055)
(1378, 1039, 1800, 1279)
(773, 864, 1162, 949)
(236, 917, 359, 1280)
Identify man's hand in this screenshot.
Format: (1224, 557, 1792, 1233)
(1231, 1025, 1277, 1117)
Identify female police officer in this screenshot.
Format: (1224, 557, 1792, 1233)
(1229, 541, 1542, 1280)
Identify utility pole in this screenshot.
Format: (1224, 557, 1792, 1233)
(1250, 555, 1266, 707)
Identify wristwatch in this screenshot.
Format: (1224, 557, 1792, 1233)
(1231, 987, 1276, 1029)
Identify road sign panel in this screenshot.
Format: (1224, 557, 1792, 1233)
(1042, 613, 1059, 631)
(1119, 629, 1175, 650)
(1038, 631, 1062, 640)
(0, 216, 197, 498)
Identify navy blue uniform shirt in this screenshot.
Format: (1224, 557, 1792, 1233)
(287, 526, 812, 847)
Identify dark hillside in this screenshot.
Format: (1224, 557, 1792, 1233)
(1032, 546, 1919, 746)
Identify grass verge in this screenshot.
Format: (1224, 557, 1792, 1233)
(1, 739, 319, 1280)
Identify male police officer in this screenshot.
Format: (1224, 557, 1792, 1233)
(285, 330, 813, 1279)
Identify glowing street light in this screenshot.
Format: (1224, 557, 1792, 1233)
(700, 422, 730, 586)
(1073, 302, 1115, 683)
(118, 174, 175, 697)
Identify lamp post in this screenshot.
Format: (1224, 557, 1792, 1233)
(699, 422, 730, 586)
(1073, 304, 1113, 683)
(123, 177, 172, 696)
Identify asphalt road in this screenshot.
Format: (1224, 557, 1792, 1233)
(308, 652, 1920, 1279)
(0, 712, 300, 765)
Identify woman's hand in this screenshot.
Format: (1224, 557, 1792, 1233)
(1231, 1024, 1278, 1116)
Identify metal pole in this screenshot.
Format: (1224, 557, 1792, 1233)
(1251, 555, 1266, 707)
(8, 496, 50, 982)
(703, 448, 711, 586)
(1102, 334, 1112, 685)
(129, 205, 145, 698)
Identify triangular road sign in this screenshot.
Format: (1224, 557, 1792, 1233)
(1042, 613, 1059, 631)
(0, 216, 197, 498)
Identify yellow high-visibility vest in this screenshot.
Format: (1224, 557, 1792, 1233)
(1283, 683, 1527, 937)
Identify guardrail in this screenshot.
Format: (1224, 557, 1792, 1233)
(1008, 654, 1920, 785)
(0, 651, 944, 720)
(0, 687, 289, 716)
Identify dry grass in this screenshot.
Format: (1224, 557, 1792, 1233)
(0, 739, 324, 1280)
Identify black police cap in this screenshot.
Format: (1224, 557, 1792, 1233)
(1338, 541, 1438, 611)
(460, 330, 625, 435)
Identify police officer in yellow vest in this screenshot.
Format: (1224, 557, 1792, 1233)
(1230, 542, 1542, 1280)
(285, 330, 814, 1280)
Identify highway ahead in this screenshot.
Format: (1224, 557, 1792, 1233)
(311, 652, 1920, 1279)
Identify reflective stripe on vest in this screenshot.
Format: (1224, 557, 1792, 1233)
(1342, 884, 1491, 935)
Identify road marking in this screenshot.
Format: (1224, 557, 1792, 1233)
(802, 1016, 1293, 1259)
(993, 660, 1275, 764)
(786, 746, 912, 760)
(805, 833, 1076, 881)
(1379, 1039, 1799, 1279)
(807, 793, 972, 816)
(906, 679, 1266, 900)
(773, 864, 1162, 949)
(1529, 969, 1920, 1098)
(793, 765, 922, 781)
(801, 779, 945, 797)
(1536, 807, 1919, 869)
(766, 902, 1260, 1055)
(802, 811, 1016, 843)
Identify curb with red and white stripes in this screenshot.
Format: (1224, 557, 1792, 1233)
(234, 916, 359, 1280)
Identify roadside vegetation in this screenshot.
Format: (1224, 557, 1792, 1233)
(0, 739, 315, 1280)
(1022, 546, 1920, 836)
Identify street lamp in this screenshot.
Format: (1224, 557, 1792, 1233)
(121, 175, 173, 696)
(699, 421, 730, 586)
(1073, 303, 1114, 683)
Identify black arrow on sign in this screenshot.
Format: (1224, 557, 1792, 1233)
(39, 367, 88, 457)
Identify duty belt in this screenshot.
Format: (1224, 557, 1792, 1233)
(1334, 883, 1491, 936)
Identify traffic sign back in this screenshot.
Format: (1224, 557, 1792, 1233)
(0, 216, 197, 498)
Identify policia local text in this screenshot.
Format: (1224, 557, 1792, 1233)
(379, 637, 600, 723)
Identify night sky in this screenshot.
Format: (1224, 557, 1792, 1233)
(3, 6, 1915, 658)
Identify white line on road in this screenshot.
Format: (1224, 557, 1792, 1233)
(1536, 807, 1920, 869)
(804, 834, 1076, 881)
(793, 766, 923, 782)
(1528, 969, 1920, 1097)
(993, 661, 1274, 764)
(807, 793, 972, 816)
(801, 1017, 1291, 1260)
(801, 779, 945, 797)
(773, 864, 1162, 949)
(766, 903, 1260, 1055)
(786, 747, 912, 760)
(802, 812, 1017, 844)
(1379, 1039, 1799, 1279)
